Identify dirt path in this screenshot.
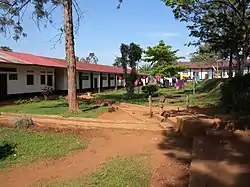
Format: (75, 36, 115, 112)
(0, 127, 192, 187)
(189, 132, 250, 187)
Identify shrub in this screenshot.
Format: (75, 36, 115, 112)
(41, 86, 54, 100)
(58, 95, 65, 101)
(141, 85, 158, 96)
(29, 96, 41, 103)
(14, 99, 28, 105)
(220, 74, 250, 115)
(12, 116, 34, 129)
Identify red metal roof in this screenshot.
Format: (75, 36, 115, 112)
(0, 50, 145, 74)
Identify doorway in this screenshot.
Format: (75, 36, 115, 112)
(0, 74, 7, 101)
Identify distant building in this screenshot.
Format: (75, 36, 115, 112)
(178, 61, 250, 79)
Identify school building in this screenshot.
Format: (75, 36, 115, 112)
(0, 50, 146, 101)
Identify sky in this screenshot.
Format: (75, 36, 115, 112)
(0, 0, 196, 66)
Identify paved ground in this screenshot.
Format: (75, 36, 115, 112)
(0, 127, 192, 187)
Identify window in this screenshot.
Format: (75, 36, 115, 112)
(27, 74, 34, 85)
(102, 75, 107, 80)
(47, 75, 53, 86)
(110, 76, 115, 80)
(0, 67, 17, 72)
(9, 74, 18, 80)
(81, 75, 89, 80)
(40, 75, 46, 85)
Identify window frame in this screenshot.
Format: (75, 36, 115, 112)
(26, 74, 34, 85)
(40, 74, 46, 85)
(47, 74, 53, 86)
(9, 73, 18, 80)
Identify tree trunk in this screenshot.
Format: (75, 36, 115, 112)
(64, 0, 79, 112)
(229, 49, 233, 78)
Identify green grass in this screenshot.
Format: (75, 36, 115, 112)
(96, 88, 149, 106)
(35, 156, 151, 187)
(0, 99, 108, 118)
(96, 81, 221, 108)
(0, 127, 86, 168)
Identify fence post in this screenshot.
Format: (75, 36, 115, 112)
(186, 94, 190, 109)
(149, 95, 152, 118)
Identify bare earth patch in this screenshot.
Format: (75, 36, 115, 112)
(0, 127, 192, 187)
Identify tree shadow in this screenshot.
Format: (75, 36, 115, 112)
(97, 92, 148, 104)
(0, 141, 16, 160)
(158, 128, 250, 187)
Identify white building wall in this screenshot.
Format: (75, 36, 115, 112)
(81, 72, 91, 89)
(102, 73, 108, 87)
(110, 74, 115, 87)
(55, 68, 66, 91)
(76, 71, 79, 89)
(0, 64, 55, 95)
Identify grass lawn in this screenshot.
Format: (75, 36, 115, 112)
(97, 82, 220, 108)
(0, 127, 86, 168)
(0, 99, 108, 118)
(96, 88, 149, 106)
(36, 156, 151, 187)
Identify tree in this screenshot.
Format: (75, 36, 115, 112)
(0, 46, 13, 52)
(85, 52, 98, 64)
(113, 56, 122, 67)
(139, 64, 152, 74)
(120, 42, 142, 95)
(143, 40, 182, 68)
(190, 43, 218, 63)
(153, 64, 187, 77)
(163, 0, 250, 76)
(0, 0, 84, 112)
(77, 52, 98, 63)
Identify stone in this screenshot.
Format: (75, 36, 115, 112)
(176, 115, 217, 137)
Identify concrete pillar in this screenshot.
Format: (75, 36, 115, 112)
(90, 72, 93, 89)
(98, 73, 101, 93)
(115, 74, 118, 91)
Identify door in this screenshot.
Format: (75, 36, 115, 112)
(94, 78, 98, 89)
(0, 74, 7, 101)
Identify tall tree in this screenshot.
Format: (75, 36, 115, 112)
(64, 0, 78, 111)
(163, 0, 250, 75)
(0, 0, 84, 112)
(139, 64, 152, 74)
(190, 43, 218, 63)
(143, 40, 182, 67)
(120, 42, 142, 95)
(0, 46, 13, 52)
(113, 56, 122, 67)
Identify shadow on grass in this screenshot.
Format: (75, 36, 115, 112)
(80, 105, 100, 112)
(158, 127, 250, 187)
(97, 92, 148, 104)
(0, 141, 16, 160)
